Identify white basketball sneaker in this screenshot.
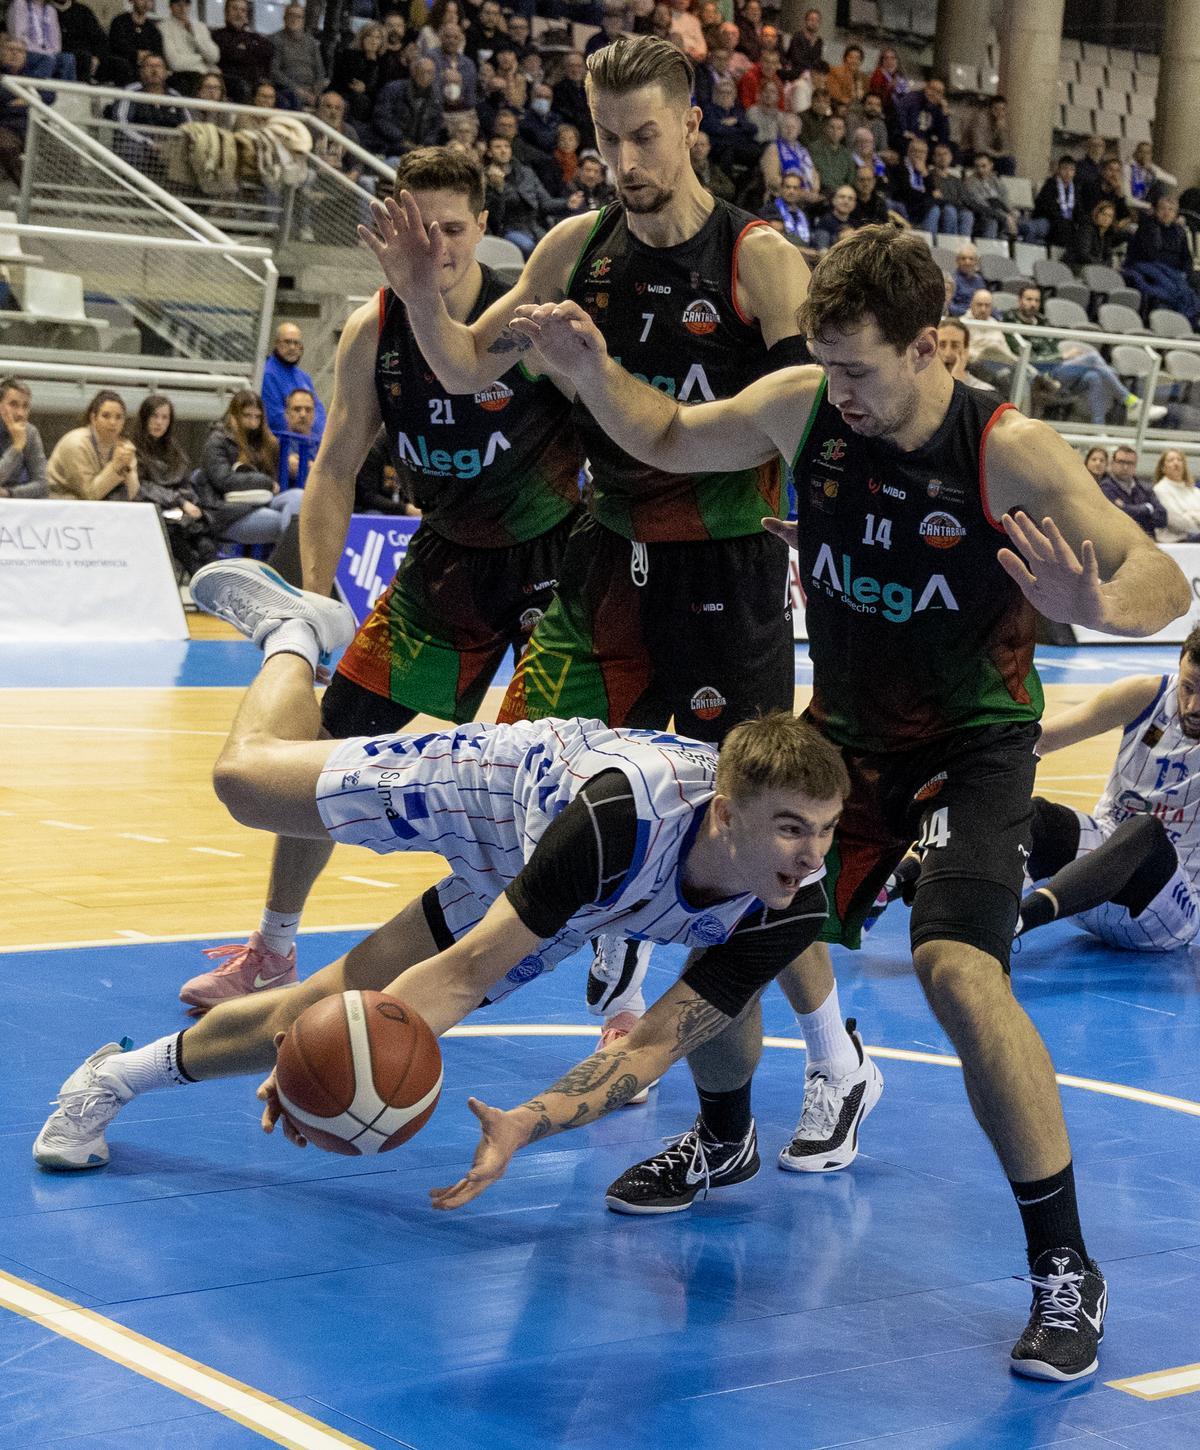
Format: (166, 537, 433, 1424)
(778, 1019, 883, 1173)
(34, 1043, 134, 1170)
(189, 559, 355, 667)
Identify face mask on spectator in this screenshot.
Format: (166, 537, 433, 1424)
(444, 82, 462, 102)
(531, 96, 551, 116)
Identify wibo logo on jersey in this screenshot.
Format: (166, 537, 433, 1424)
(810, 542, 959, 623)
(394, 430, 510, 478)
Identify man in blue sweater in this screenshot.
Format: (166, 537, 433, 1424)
(261, 322, 326, 445)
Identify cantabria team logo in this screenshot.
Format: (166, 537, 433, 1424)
(919, 511, 967, 549)
(682, 299, 719, 335)
(474, 382, 513, 412)
(690, 686, 727, 720)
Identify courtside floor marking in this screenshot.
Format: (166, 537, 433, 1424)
(0, 1269, 372, 1450)
(1108, 1362, 1200, 1400)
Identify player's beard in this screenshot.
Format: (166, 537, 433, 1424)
(620, 178, 674, 213)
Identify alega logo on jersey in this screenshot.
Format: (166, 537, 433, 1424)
(810, 543, 960, 623)
(611, 357, 716, 401)
(394, 429, 511, 479)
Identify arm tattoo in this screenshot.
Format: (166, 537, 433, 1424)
(542, 1050, 629, 1099)
(673, 996, 732, 1055)
(604, 1074, 641, 1111)
(486, 329, 533, 356)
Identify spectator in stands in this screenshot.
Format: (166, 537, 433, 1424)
(552, 51, 591, 144)
(48, 390, 138, 501)
(133, 393, 217, 579)
(196, 68, 225, 105)
(691, 127, 735, 202)
(107, 0, 161, 86)
(429, 20, 476, 109)
(7, 0, 71, 80)
(735, 0, 764, 64)
(937, 315, 994, 391)
(895, 76, 948, 152)
(299, 89, 362, 238)
(757, 170, 816, 258)
(1125, 140, 1163, 213)
(271, 4, 324, 109)
(573, 150, 615, 209)
(1125, 193, 1200, 326)
(1099, 444, 1166, 537)
(213, 0, 271, 103)
(738, 47, 783, 111)
(416, 0, 457, 53)
(928, 141, 972, 236)
(0, 378, 47, 498)
(889, 136, 935, 227)
(464, 0, 504, 66)
(160, 0, 219, 90)
(783, 6, 821, 80)
(800, 84, 832, 144)
(193, 390, 303, 545)
(354, 429, 418, 515)
(866, 45, 906, 108)
(1083, 445, 1108, 481)
(373, 55, 443, 158)
(483, 133, 557, 254)
(549, 120, 579, 191)
(667, 0, 705, 61)
(111, 52, 190, 170)
(330, 21, 384, 131)
(50, 0, 107, 84)
(1080, 156, 1135, 234)
(824, 43, 864, 109)
(1005, 284, 1163, 426)
(521, 82, 561, 155)
(850, 164, 890, 227)
(1063, 198, 1119, 271)
(1153, 448, 1200, 542)
(242, 77, 277, 112)
(586, 3, 629, 58)
(746, 80, 785, 143)
(959, 94, 1014, 176)
(814, 183, 856, 249)
(278, 386, 319, 489)
(376, 13, 411, 90)
(808, 111, 853, 197)
(947, 243, 986, 315)
(963, 152, 1019, 239)
(701, 74, 759, 172)
(850, 125, 885, 179)
(444, 107, 480, 155)
(490, 105, 555, 188)
(262, 322, 326, 443)
(1075, 133, 1107, 198)
(964, 286, 1018, 391)
(849, 90, 890, 158)
(1032, 154, 1078, 249)
(0, 37, 34, 182)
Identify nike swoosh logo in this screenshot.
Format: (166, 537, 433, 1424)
(253, 970, 294, 989)
(1082, 1285, 1108, 1333)
(685, 1166, 708, 1185)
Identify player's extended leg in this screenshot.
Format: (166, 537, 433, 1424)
(34, 894, 443, 1169)
(775, 942, 883, 1173)
(604, 997, 765, 1214)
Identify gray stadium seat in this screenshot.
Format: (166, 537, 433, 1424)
(1165, 349, 1200, 396)
(931, 245, 958, 273)
(981, 253, 1023, 285)
(1150, 308, 1194, 340)
(1013, 241, 1048, 273)
(1110, 343, 1157, 382)
(1082, 265, 1143, 310)
(1033, 257, 1075, 291)
(1002, 176, 1035, 211)
(1043, 296, 1091, 329)
(1098, 302, 1148, 334)
(990, 290, 1019, 314)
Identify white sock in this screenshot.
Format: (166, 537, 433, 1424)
(262, 618, 319, 675)
(259, 908, 300, 957)
(797, 984, 858, 1078)
(97, 1033, 194, 1098)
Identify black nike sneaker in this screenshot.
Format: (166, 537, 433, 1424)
(605, 1119, 760, 1215)
(1010, 1247, 1108, 1381)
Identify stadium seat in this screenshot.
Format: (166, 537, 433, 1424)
(1164, 349, 1200, 397)
(6, 266, 108, 347)
(931, 245, 958, 273)
(990, 290, 1020, 315)
(1099, 301, 1148, 335)
(1043, 296, 1092, 329)
(1081, 42, 1108, 64)
(1082, 265, 1143, 311)
(0, 211, 43, 266)
(1013, 241, 1049, 273)
(1150, 308, 1194, 340)
(974, 236, 1011, 257)
(1033, 257, 1076, 293)
(981, 253, 1024, 285)
(1000, 176, 1035, 213)
(1110, 343, 1158, 385)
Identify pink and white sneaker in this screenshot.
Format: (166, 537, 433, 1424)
(598, 1009, 656, 1105)
(179, 931, 298, 1011)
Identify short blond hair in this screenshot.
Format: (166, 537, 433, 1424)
(586, 35, 694, 107)
(715, 712, 850, 804)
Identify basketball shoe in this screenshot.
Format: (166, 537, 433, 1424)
(179, 931, 298, 1010)
(587, 936, 652, 1017)
(1010, 1247, 1108, 1381)
(605, 1119, 760, 1214)
(777, 1019, 883, 1173)
(33, 1043, 133, 1170)
(189, 559, 355, 667)
(597, 1009, 652, 1105)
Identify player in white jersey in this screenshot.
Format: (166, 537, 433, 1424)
(1014, 628, 1200, 952)
(35, 561, 848, 1209)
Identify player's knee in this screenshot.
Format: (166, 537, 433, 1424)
(912, 939, 1008, 1032)
(212, 742, 269, 827)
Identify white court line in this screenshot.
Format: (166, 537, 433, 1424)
(40, 820, 92, 831)
(340, 875, 396, 889)
(0, 722, 228, 738)
(0, 1269, 371, 1450)
(115, 930, 153, 941)
(1109, 1361, 1200, 1399)
(119, 833, 169, 844)
(190, 847, 243, 859)
(0, 923, 390, 954)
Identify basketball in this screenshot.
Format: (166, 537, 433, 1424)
(274, 991, 443, 1155)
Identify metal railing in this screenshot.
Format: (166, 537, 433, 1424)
(962, 315, 1200, 453)
(5, 76, 395, 250)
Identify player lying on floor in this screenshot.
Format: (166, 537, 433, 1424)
(35, 560, 848, 1210)
(1015, 626, 1200, 952)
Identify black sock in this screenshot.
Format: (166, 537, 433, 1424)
(1010, 1161, 1088, 1267)
(696, 1080, 752, 1142)
(1017, 887, 1058, 935)
(172, 1030, 198, 1084)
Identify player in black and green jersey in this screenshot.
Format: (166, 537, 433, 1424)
(177, 148, 586, 1012)
(514, 225, 1189, 1383)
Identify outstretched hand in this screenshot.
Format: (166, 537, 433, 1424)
(357, 191, 447, 303)
(429, 1097, 529, 1210)
(258, 1031, 308, 1148)
(997, 513, 1107, 627)
(509, 301, 608, 379)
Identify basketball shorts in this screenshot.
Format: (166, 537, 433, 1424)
(496, 513, 794, 743)
(818, 720, 1040, 967)
(329, 511, 578, 729)
(1067, 811, 1200, 951)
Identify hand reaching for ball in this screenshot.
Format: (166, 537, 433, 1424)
(429, 1097, 527, 1209)
(257, 1031, 308, 1148)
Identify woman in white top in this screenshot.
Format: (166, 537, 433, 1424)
(1153, 448, 1200, 542)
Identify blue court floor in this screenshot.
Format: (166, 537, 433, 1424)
(2, 638, 1200, 1449)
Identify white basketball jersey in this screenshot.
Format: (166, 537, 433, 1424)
(318, 717, 823, 954)
(1094, 675, 1200, 881)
